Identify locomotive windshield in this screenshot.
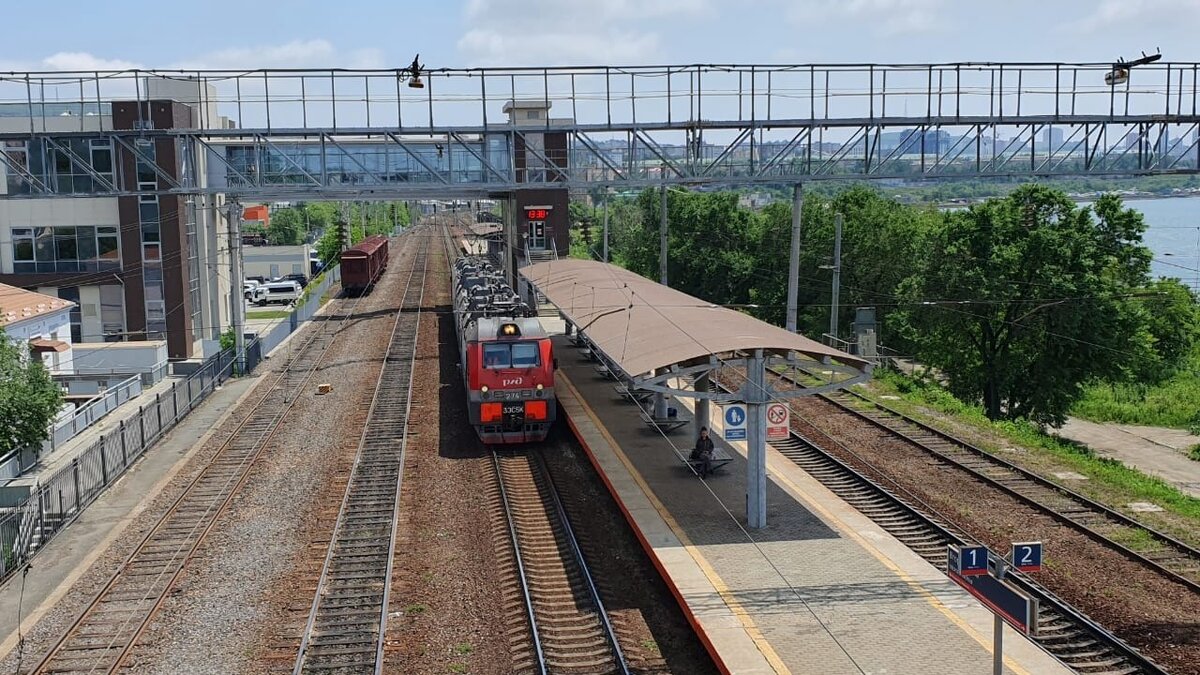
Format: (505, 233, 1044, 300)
(482, 342, 541, 368)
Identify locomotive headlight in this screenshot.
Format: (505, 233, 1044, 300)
(536, 383, 544, 397)
(536, 384, 543, 391)
(481, 385, 489, 398)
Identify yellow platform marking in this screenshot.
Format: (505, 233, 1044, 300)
(675, 386, 1034, 675)
(558, 371, 791, 675)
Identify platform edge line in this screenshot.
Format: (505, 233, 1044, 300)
(557, 370, 790, 675)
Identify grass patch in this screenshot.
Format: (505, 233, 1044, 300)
(245, 310, 291, 319)
(404, 603, 426, 615)
(449, 663, 468, 674)
(640, 639, 660, 655)
(868, 369, 1200, 526)
(1188, 444, 1200, 462)
(1072, 350, 1200, 430)
(452, 643, 473, 656)
(1108, 526, 1160, 552)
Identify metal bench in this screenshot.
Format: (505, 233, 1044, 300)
(640, 412, 689, 434)
(685, 446, 734, 475)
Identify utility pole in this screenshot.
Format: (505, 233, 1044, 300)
(659, 184, 668, 286)
(786, 183, 803, 333)
(829, 212, 843, 346)
(226, 202, 245, 373)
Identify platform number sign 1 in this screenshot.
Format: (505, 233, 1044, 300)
(1011, 542, 1043, 573)
(723, 404, 747, 441)
(950, 544, 990, 577)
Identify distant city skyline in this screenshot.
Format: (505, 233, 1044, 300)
(0, 1, 1197, 72)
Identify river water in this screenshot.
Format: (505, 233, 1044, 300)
(1125, 197, 1200, 290)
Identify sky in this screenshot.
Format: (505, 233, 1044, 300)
(0, 0, 1197, 71)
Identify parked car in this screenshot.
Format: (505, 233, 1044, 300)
(280, 273, 309, 288)
(256, 280, 302, 306)
(245, 275, 267, 286)
(243, 281, 267, 304)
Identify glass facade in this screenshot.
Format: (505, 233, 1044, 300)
(2, 137, 114, 195)
(11, 226, 120, 273)
(222, 135, 511, 188)
(136, 144, 167, 339)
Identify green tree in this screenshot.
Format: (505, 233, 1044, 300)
(267, 207, 304, 245)
(892, 186, 1151, 425)
(0, 332, 64, 456)
(1127, 278, 1200, 380)
(316, 220, 348, 265)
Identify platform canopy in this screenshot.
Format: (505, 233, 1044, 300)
(521, 259, 870, 398)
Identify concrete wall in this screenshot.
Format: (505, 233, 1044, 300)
(244, 245, 311, 280)
(72, 341, 168, 381)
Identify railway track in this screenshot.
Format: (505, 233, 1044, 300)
(767, 431, 1164, 675)
(775, 367, 1200, 594)
(291, 230, 430, 673)
(705, 375, 1164, 674)
(30, 269, 369, 675)
(492, 449, 629, 675)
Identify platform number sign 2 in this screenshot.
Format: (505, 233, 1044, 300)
(1011, 542, 1043, 573)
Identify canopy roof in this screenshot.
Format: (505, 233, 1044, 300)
(521, 260, 868, 379)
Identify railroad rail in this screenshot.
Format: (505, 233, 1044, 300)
(776, 367, 1200, 594)
(291, 229, 430, 673)
(705, 378, 1164, 675)
(493, 450, 629, 675)
(30, 269, 369, 675)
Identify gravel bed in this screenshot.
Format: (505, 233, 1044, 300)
(539, 424, 719, 675)
(0, 357, 292, 674)
(785, 391, 1200, 674)
(383, 241, 514, 674)
(122, 239, 417, 674)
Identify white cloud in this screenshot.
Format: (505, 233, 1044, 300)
(458, 0, 713, 65)
(1073, 0, 1200, 33)
(0, 39, 387, 74)
(784, 0, 948, 37)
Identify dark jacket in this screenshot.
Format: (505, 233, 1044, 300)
(691, 435, 714, 460)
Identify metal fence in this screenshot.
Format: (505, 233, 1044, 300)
(46, 374, 142, 452)
(0, 348, 235, 581)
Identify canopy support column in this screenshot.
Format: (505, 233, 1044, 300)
(695, 372, 710, 442)
(659, 184, 668, 286)
(745, 349, 768, 528)
(653, 368, 668, 419)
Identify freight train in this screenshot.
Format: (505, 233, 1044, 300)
(341, 235, 389, 295)
(453, 256, 556, 444)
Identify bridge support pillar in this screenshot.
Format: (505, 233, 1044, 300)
(786, 183, 803, 333)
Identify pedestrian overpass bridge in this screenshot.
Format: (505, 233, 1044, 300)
(1, 61, 1199, 200)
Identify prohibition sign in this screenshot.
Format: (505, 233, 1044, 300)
(767, 403, 788, 425)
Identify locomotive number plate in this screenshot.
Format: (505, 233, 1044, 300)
(502, 403, 524, 415)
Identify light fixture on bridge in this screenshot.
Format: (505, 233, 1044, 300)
(407, 54, 425, 89)
(1106, 48, 1161, 86)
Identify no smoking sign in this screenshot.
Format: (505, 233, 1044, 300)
(766, 402, 790, 441)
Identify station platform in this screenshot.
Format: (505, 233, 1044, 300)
(552, 335, 1071, 675)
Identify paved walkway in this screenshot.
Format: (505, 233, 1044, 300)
(0, 375, 260, 661)
(555, 337, 1069, 675)
(1056, 418, 1200, 498)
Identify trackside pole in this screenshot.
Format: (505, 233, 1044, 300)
(994, 615, 1003, 675)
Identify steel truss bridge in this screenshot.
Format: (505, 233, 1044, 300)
(2, 62, 1200, 199)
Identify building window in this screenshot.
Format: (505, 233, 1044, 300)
(90, 139, 112, 175)
(11, 225, 121, 273)
(99, 285, 124, 342)
(57, 287, 82, 343)
(3, 140, 29, 194)
(144, 265, 166, 339)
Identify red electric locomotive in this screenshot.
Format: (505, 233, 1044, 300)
(454, 257, 555, 444)
(341, 235, 389, 295)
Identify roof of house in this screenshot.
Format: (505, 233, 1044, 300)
(0, 283, 75, 329)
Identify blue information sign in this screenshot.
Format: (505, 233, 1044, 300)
(949, 544, 990, 577)
(1011, 542, 1043, 573)
(723, 404, 747, 441)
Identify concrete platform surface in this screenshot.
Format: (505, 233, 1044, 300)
(0, 374, 260, 661)
(554, 336, 1071, 675)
